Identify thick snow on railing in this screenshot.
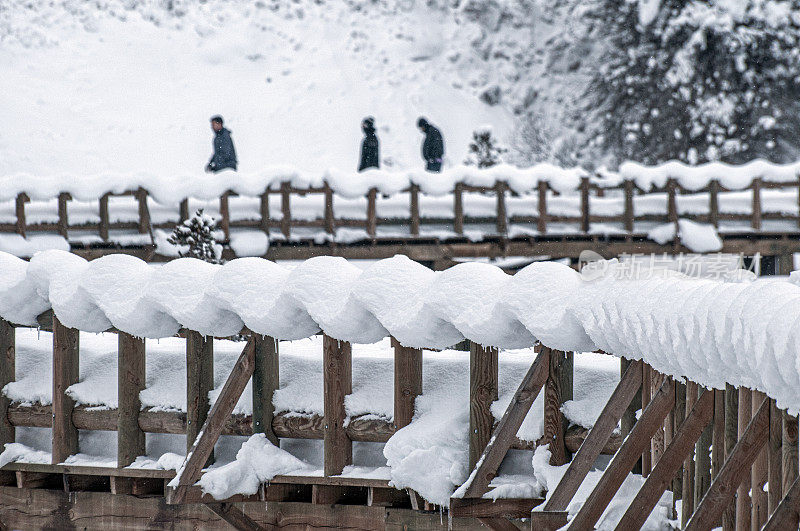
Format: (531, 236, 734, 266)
(2, 250, 800, 415)
(2, 158, 799, 203)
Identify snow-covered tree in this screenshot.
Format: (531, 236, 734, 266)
(465, 126, 508, 168)
(588, 0, 800, 164)
(167, 209, 220, 264)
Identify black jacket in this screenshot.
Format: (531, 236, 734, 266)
(421, 123, 444, 163)
(359, 127, 380, 171)
(209, 128, 237, 172)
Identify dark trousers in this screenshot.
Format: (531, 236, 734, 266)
(425, 160, 442, 172)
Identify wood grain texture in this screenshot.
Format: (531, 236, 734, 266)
(252, 335, 279, 445)
(541, 349, 567, 466)
(323, 335, 352, 476)
(783, 411, 799, 497)
(117, 333, 145, 467)
(735, 388, 752, 531)
(468, 342, 499, 471)
(762, 476, 800, 531)
(0, 320, 13, 448)
(392, 338, 422, 430)
(52, 315, 79, 464)
(185, 330, 214, 461)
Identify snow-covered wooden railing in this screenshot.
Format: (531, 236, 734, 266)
(3, 160, 800, 250)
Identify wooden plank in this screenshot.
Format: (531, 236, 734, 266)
(537, 181, 547, 234)
(57, 193, 69, 238)
(409, 184, 420, 236)
(681, 380, 697, 527)
(468, 342, 500, 473)
(495, 182, 507, 235)
(615, 388, 714, 530)
(323, 335, 352, 476)
(667, 179, 679, 251)
(180, 198, 190, 222)
(722, 383, 738, 531)
(544, 359, 642, 512)
(672, 380, 685, 498)
(580, 177, 590, 232)
(623, 180, 634, 232)
(219, 192, 231, 240)
(752, 390, 769, 530)
(52, 315, 79, 464)
(686, 396, 770, 531)
(566, 377, 675, 531)
(117, 333, 145, 467)
(784, 411, 799, 496)
(762, 476, 800, 531)
(280, 182, 291, 238)
(252, 335, 279, 445)
(735, 387, 752, 531)
(540, 349, 567, 466)
(0, 320, 13, 448)
(136, 188, 151, 236)
(694, 392, 712, 508)
(619, 358, 640, 440)
(260, 191, 270, 233)
(460, 350, 549, 499)
(752, 178, 762, 230)
(366, 188, 377, 237)
(454, 183, 464, 235)
(642, 363, 652, 476)
(392, 338, 422, 430)
(99, 193, 110, 241)
(768, 399, 782, 514)
(712, 389, 725, 479)
(323, 185, 335, 234)
(709, 180, 720, 228)
(205, 503, 264, 531)
(170, 337, 256, 505)
(14, 193, 27, 237)
(185, 330, 214, 461)
(450, 497, 543, 518)
(651, 370, 666, 468)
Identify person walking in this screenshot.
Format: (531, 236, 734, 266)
(417, 117, 444, 172)
(205, 115, 237, 173)
(358, 117, 380, 171)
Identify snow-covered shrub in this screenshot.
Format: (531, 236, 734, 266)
(465, 126, 507, 168)
(588, 0, 800, 164)
(167, 209, 220, 264)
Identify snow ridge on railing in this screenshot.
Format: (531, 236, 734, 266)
(2, 250, 800, 414)
(2, 158, 799, 204)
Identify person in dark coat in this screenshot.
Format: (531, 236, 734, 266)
(205, 115, 238, 173)
(358, 117, 380, 171)
(417, 117, 444, 172)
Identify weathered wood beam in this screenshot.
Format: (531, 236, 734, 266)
(468, 342, 499, 471)
(186, 330, 213, 461)
(722, 383, 738, 531)
(768, 398, 782, 514)
(323, 335, 352, 476)
(52, 316, 79, 464)
(392, 338, 422, 430)
(751, 390, 769, 529)
(0, 320, 14, 448)
(117, 333, 145, 467)
(540, 349, 568, 465)
(762, 475, 800, 531)
(252, 335, 278, 445)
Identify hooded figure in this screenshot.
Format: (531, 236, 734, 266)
(417, 117, 444, 172)
(358, 117, 380, 171)
(206, 115, 238, 173)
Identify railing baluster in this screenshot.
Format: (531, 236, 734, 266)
(252, 335, 279, 445)
(752, 178, 763, 230)
(52, 315, 79, 464)
(495, 181, 507, 235)
(537, 181, 547, 234)
(735, 388, 752, 531)
(323, 184, 334, 235)
(260, 191, 270, 233)
(454, 183, 464, 235)
(179, 199, 189, 222)
(783, 411, 799, 496)
(752, 390, 769, 529)
(0, 319, 14, 448)
(409, 184, 420, 237)
(623, 180, 635, 232)
(219, 192, 231, 241)
(722, 384, 738, 531)
(392, 338, 422, 430)
(580, 177, 590, 233)
(186, 330, 214, 464)
(642, 363, 652, 476)
(709, 180, 720, 228)
(281, 182, 291, 239)
(15, 193, 27, 238)
(469, 342, 498, 470)
(681, 380, 697, 527)
(768, 398, 782, 514)
(57, 193, 70, 239)
(99, 193, 110, 241)
(366, 188, 377, 238)
(136, 188, 151, 236)
(541, 349, 568, 465)
(118, 332, 145, 467)
(323, 335, 352, 476)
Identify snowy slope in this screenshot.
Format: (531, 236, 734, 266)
(0, 0, 541, 176)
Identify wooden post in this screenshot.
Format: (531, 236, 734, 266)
(260, 191, 270, 233)
(323, 335, 352, 476)
(722, 383, 738, 531)
(542, 349, 567, 466)
(392, 338, 422, 430)
(99, 193, 110, 241)
(623, 180, 635, 232)
(117, 333, 145, 467)
(409, 185, 420, 236)
(537, 181, 548, 234)
(0, 320, 14, 448)
(694, 392, 713, 508)
(469, 342, 499, 470)
(280, 182, 291, 239)
(219, 192, 231, 241)
(711, 390, 725, 479)
(752, 390, 769, 530)
(768, 399, 782, 514)
(136, 188, 151, 235)
(580, 177, 590, 233)
(673, 380, 686, 497)
(620, 358, 640, 441)
(323, 185, 335, 235)
(751, 178, 762, 230)
(682, 380, 697, 527)
(252, 335, 279, 446)
(15, 193, 27, 237)
(57, 193, 70, 238)
(495, 181, 507, 235)
(783, 411, 799, 496)
(709, 180, 720, 228)
(52, 316, 79, 464)
(179, 199, 190, 222)
(736, 388, 752, 531)
(651, 369, 666, 467)
(186, 331, 214, 463)
(454, 183, 464, 235)
(366, 188, 377, 238)
(642, 363, 652, 476)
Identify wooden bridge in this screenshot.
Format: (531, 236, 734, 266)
(1, 310, 799, 529)
(5, 174, 800, 264)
